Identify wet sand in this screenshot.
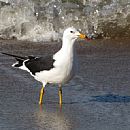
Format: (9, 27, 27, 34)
(0, 39, 130, 130)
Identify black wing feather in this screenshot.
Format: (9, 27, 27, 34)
(1, 52, 55, 75)
(25, 55, 55, 75)
(14, 58, 24, 67)
(1, 52, 26, 60)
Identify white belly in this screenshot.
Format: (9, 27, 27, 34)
(34, 58, 77, 84)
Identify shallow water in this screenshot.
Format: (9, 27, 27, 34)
(0, 39, 130, 130)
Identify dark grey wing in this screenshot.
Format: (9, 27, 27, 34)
(24, 55, 55, 75)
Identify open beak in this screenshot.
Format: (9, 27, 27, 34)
(79, 33, 91, 41)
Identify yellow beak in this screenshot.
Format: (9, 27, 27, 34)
(79, 34, 86, 39)
(79, 33, 91, 41)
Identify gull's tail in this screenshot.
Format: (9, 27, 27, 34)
(1, 52, 26, 68)
(1, 52, 26, 60)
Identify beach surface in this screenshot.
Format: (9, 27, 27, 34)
(0, 39, 130, 130)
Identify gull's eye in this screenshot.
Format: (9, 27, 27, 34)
(70, 31, 74, 33)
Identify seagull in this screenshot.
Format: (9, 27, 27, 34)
(1, 27, 90, 106)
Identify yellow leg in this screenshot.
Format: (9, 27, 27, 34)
(59, 85, 62, 106)
(39, 86, 44, 105)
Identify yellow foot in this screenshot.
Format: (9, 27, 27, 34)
(59, 86, 62, 106)
(39, 86, 44, 105)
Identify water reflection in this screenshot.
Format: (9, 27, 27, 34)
(34, 105, 71, 130)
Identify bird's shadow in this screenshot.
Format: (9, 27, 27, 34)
(90, 94, 130, 103)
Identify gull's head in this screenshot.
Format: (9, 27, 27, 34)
(63, 27, 90, 41)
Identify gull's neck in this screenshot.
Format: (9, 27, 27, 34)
(53, 36, 76, 61)
(61, 37, 75, 54)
